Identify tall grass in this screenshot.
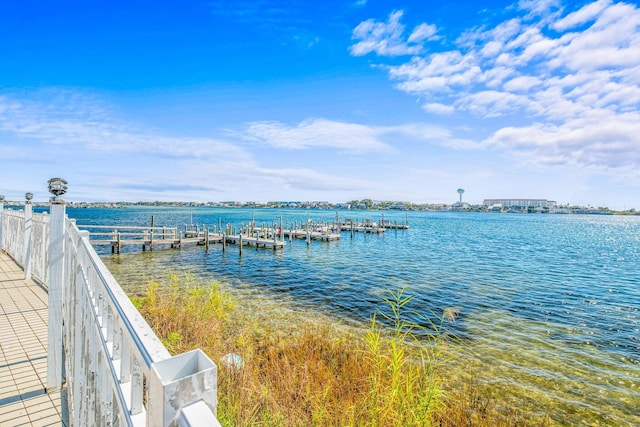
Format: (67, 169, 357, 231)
(132, 274, 549, 426)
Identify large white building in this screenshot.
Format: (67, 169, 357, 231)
(483, 199, 557, 208)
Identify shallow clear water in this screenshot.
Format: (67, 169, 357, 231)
(67, 207, 640, 425)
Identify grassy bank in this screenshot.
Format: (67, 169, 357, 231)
(132, 273, 548, 426)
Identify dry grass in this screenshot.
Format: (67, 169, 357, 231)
(132, 273, 551, 426)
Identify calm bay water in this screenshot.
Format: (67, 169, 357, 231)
(67, 207, 640, 425)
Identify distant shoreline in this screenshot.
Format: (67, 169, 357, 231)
(3, 200, 638, 215)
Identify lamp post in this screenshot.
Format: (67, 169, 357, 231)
(24, 192, 34, 279)
(47, 178, 67, 390)
(48, 178, 68, 202)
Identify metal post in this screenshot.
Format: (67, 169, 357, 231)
(47, 199, 66, 391)
(147, 349, 219, 426)
(24, 193, 33, 280)
(46, 178, 67, 392)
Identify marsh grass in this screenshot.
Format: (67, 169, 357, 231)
(132, 274, 550, 426)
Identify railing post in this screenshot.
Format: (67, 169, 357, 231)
(24, 193, 33, 279)
(148, 349, 219, 426)
(47, 180, 67, 391)
(0, 195, 4, 252)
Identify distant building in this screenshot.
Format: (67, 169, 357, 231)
(451, 201, 471, 211)
(483, 199, 557, 208)
(334, 203, 351, 210)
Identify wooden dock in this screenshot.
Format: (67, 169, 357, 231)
(379, 220, 409, 230)
(339, 222, 386, 234)
(0, 252, 67, 426)
(78, 224, 286, 253)
(77, 214, 409, 254)
(283, 229, 341, 241)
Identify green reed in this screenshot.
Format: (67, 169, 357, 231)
(131, 273, 548, 426)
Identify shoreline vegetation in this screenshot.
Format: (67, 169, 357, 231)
(132, 273, 551, 426)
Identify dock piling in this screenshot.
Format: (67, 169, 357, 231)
(150, 216, 155, 251)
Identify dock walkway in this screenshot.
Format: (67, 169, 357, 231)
(0, 252, 66, 427)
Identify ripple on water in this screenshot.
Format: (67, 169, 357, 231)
(73, 208, 640, 425)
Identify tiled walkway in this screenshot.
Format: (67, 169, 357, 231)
(0, 252, 65, 426)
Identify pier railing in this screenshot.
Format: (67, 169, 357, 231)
(0, 196, 221, 427)
(77, 224, 180, 253)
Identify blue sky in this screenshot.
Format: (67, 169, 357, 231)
(1, 0, 639, 209)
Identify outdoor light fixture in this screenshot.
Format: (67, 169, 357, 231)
(48, 178, 68, 201)
(25, 192, 34, 203)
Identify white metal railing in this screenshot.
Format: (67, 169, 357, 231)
(0, 201, 221, 426)
(31, 212, 50, 284)
(2, 209, 26, 267)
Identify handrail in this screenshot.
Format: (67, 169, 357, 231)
(78, 229, 170, 366)
(0, 202, 221, 426)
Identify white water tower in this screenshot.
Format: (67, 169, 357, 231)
(457, 188, 464, 203)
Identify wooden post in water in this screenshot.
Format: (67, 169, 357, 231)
(222, 233, 226, 252)
(150, 215, 155, 251)
(239, 233, 243, 256)
(204, 227, 209, 252)
(251, 211, 255, 236)
(117, 232, 121, 254)
(273, 223, 277, 250)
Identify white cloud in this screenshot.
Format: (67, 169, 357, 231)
(503, 75, 542, 91)
(0, 92, 246, 160)
(552, 0, 610, 31)
(518, 0, 563, 22)
(388, 51, 481, 95)
(408, 23, 438, 43)
(359, 1, 640, 174)
(241, 119, 456, 153)
(422, 103, 455, 115)
(485, 111, 640, 172)
(242, 119, 391, 153)
(349, 10, 439, 56)
(460, 90, 535, 117)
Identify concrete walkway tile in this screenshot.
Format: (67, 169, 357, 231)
(0, 252, 62, 426)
